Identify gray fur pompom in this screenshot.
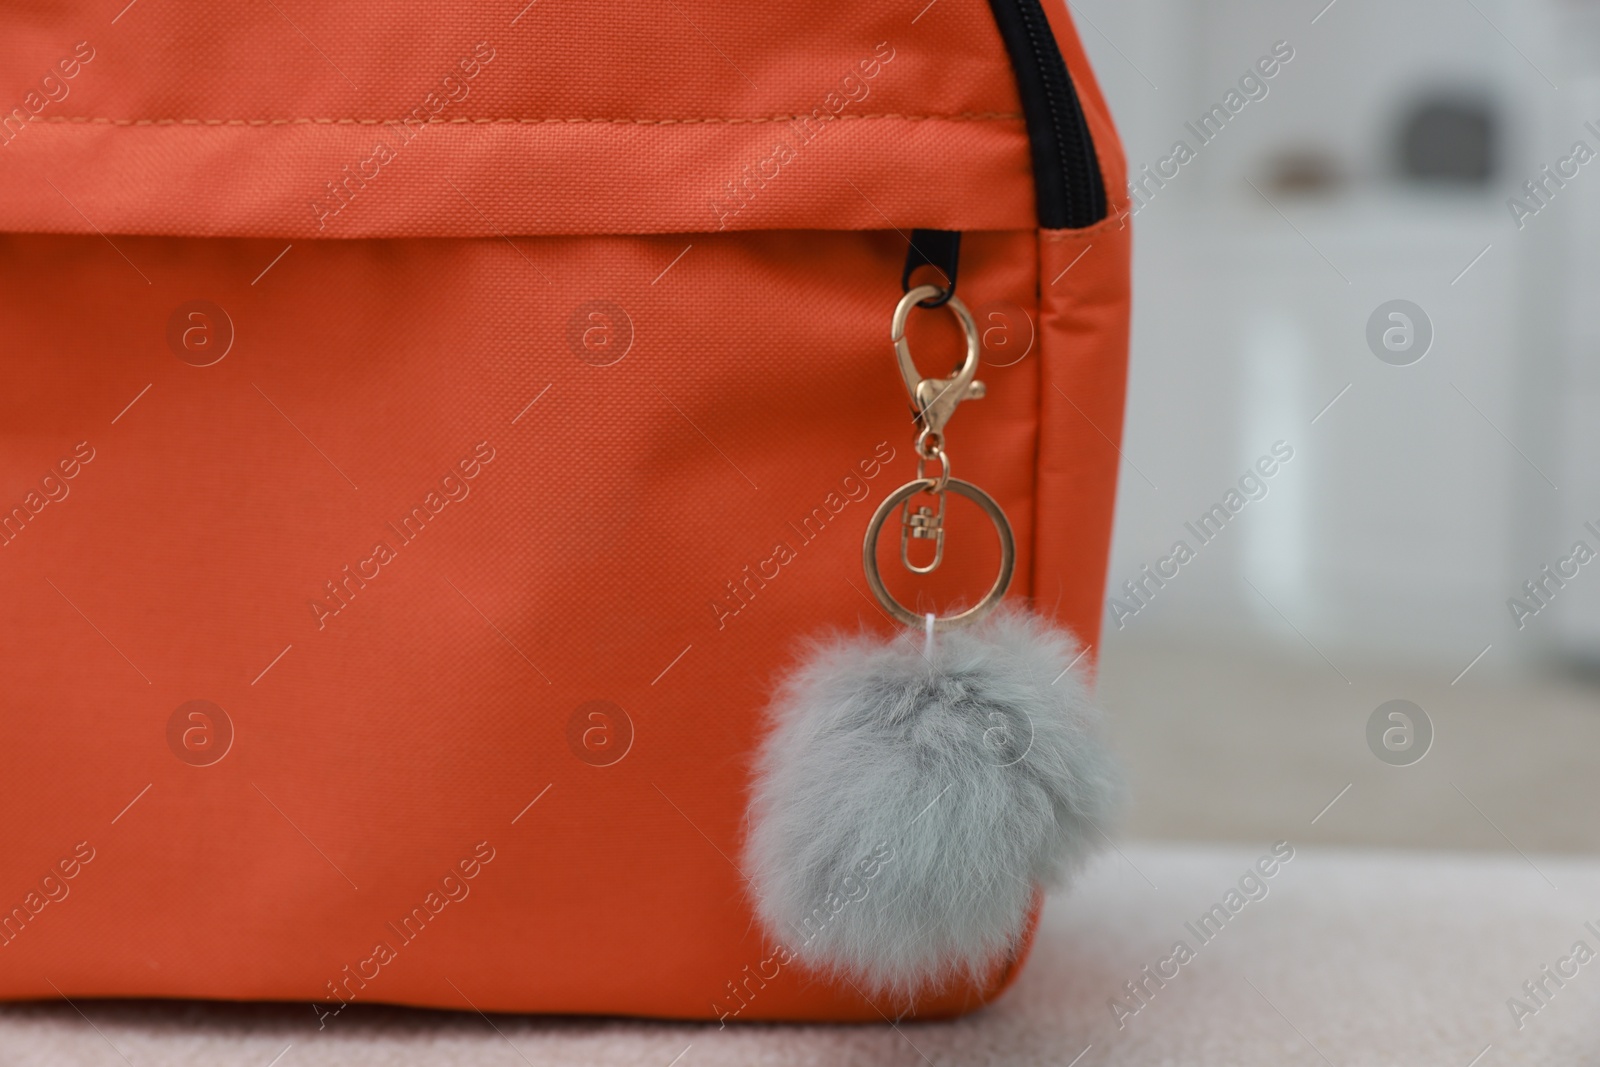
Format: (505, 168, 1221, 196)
(744, 609, 1121, 998)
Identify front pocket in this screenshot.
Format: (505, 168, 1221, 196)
(0, 225, 1049, 1019)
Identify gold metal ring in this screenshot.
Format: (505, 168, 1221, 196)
(862, 477, 1016, 631)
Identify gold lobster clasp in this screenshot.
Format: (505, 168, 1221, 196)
(890, 284, 985, 439)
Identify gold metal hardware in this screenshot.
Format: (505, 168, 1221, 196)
(900, 492, 946, 574)
(891, 285, 985, 440)
(860, 285, 1015, 629)
(863, 477, 1016, 631)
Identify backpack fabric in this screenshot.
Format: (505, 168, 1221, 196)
(0, 0, 1129, 1020)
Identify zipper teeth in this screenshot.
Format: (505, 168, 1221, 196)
(992, 0, 1107, 228)
(1020, 0, 1103, 225)
(1014, 2, 1080, 222)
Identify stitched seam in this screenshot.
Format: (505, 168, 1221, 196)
(17, 111, 1023, 127)
(1040, 211, 1129, 241)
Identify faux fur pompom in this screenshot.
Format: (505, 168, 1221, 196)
(744, 609, 1121, 998)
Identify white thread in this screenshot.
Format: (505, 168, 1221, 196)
(924, 612, 937, 659)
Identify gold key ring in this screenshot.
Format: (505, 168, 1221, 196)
(862, 477, 1016, 631)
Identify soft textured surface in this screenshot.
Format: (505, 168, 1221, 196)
(3, 843, 1596, 1065)
(743, 611, 1121, 997)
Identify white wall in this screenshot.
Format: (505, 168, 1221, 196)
(1072, 0, 1589, 671)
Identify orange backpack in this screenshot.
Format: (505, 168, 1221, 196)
(0, 0, 1128, 1021)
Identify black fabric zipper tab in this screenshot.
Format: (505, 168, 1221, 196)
(901, 229, 962, 307)
(985, 0, 1107, 229)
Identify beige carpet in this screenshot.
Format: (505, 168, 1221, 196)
(3, 843, 1596, 1065)
(1098, 636, 1600, 855)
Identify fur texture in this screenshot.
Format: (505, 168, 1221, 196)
(744, 609, 1121, 998)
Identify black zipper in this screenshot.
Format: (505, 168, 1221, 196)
(985, 0, 1107, 229)
(901, 1, 1107, 302)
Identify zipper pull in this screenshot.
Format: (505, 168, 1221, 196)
(900, 229, 962, 308)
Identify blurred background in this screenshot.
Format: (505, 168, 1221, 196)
(1077, 0, 1600, 854)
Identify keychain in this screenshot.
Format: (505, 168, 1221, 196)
(744, 284, 1122, 999)
(863, 283, 1013, 622)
